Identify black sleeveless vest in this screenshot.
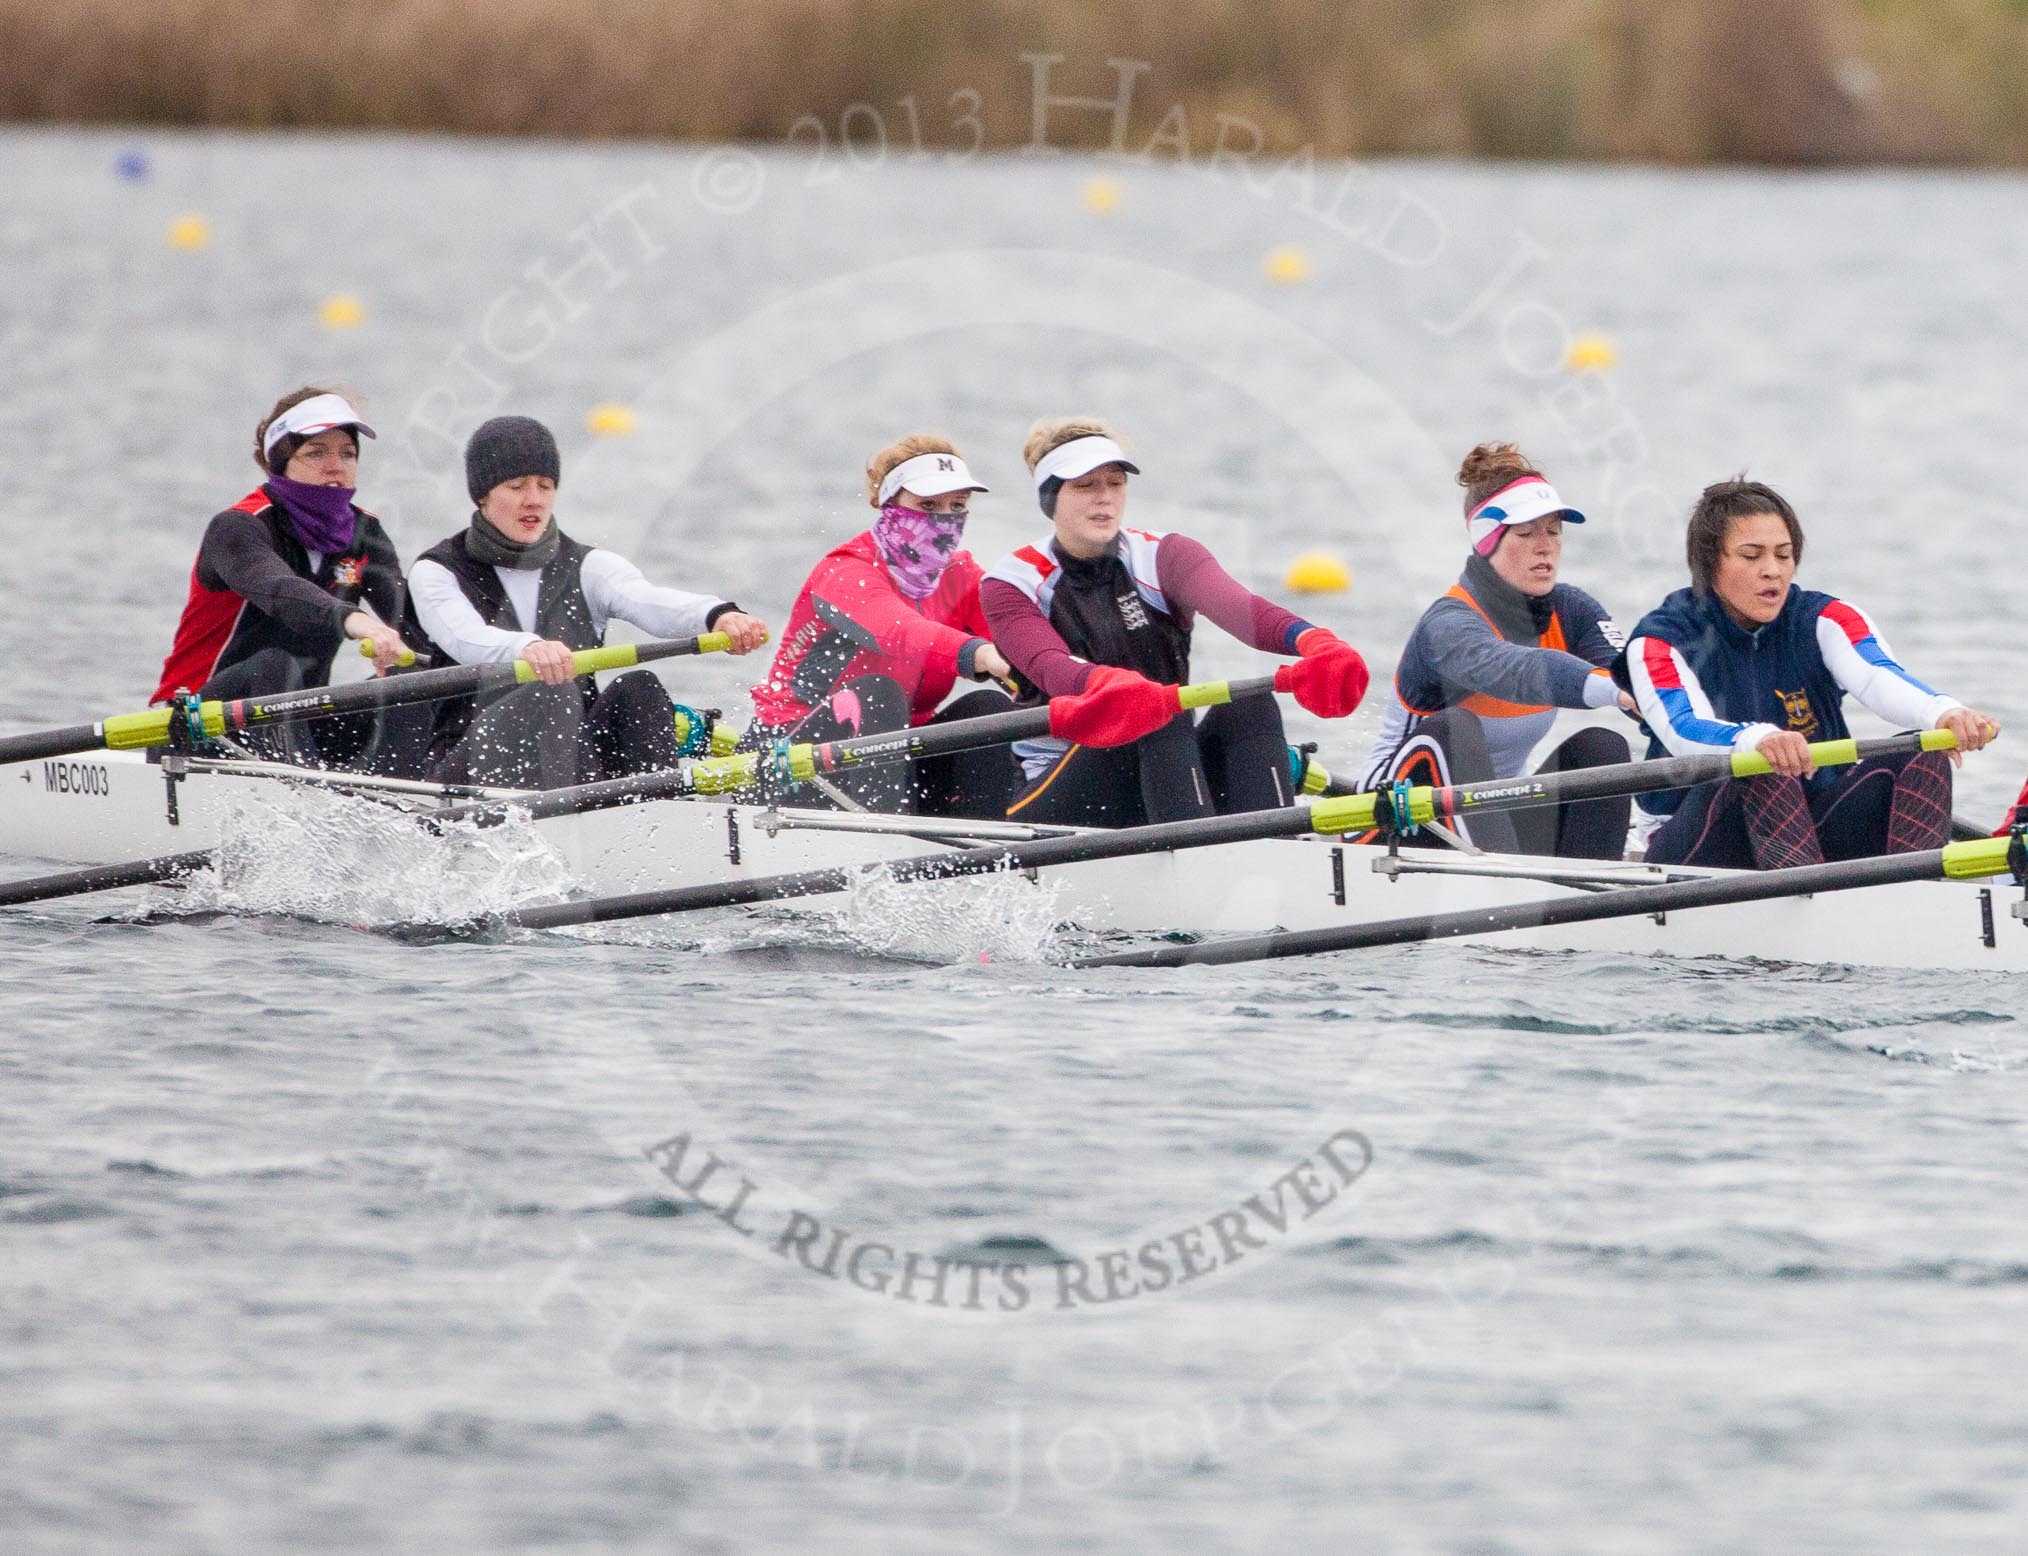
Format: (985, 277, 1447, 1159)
(1012, 546, 1192, 706)
(405, 529, 600, 761)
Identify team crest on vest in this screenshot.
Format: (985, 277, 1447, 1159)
(329, 556, 364, 588)
(1116, 591, 1150, 630)
(1775, 686, 1819, 738)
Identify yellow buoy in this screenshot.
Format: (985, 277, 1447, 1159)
(1263, 245, 1311, 285)
(318, 293, 364, 330)
(1566, 331, 1618, 371)
(1285, 552, 1352, 594)
(1080, 176, 1122, 215)
(586, 403, 638, 437)
(166, 213, 210, 251)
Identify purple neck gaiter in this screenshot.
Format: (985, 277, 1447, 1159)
(268, 474, 359, 554)
(872, 503, 965, 601)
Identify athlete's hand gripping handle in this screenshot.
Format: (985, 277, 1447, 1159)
(1047, 666, 1184, 747)
(1275, 629, 1370, 719)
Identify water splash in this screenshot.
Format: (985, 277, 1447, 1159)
(829, 862, 1066, 964)
(178, 788, 575, 926)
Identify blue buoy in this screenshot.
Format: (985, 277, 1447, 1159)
(115, 148, 150, 181)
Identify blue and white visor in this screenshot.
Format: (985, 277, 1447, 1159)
(1468, 477, 1584, 555)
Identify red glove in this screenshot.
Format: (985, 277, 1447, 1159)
(1047, 665, 1184, 747)
(1275, 629, 1369, 719)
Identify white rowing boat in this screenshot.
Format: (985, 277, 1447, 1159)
(4, 747, 2024, 972)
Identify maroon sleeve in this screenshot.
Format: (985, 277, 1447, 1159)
(980, 578, 1096, 697)
(1157, 533, 1314, 654)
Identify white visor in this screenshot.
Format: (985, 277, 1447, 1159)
(1470, 477, 1585, 528)
(1032, 435, 1140, 490)
(262, 393, 377, 459)
(877, 451, 989, 507)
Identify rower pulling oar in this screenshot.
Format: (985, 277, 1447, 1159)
(0, 635, 733, 769)
(981, 419, 1371, 829)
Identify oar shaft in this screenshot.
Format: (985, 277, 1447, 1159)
(0, 850, 214, 907)
(500, 802, 1316, 930)
(1317, 729, 1960, 835)
(790, 673, 1283, 784)
(0, 634, 731, 766)
(1076, 840, 2010, 968)
(0, 723, 109, 766)
(436, 671, 1288, 827)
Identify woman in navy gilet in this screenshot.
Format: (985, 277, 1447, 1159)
(1619, 477, 1999, 869)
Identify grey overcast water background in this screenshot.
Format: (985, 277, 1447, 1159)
(3, 126, 2027, 1553)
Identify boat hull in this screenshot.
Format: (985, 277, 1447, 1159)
(3, 750, 2024, 971)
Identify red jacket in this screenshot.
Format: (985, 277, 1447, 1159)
(1997, 776, 2028, 836)
(154, 488, 401, 704)
(751, 532, 990, 729)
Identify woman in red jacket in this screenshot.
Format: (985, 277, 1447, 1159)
(153, 386, 424, 773)
(747, 433, 1017, 815)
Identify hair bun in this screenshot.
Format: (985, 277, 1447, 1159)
(1456, 441, 1532, 490)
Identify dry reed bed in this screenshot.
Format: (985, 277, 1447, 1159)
(3, 0, 2027, 164)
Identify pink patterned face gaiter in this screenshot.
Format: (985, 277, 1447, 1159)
(872, 502, 967, 601)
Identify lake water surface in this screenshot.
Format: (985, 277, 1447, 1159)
(2, 128, 2025, 1554)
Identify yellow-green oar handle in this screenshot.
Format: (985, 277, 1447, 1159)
(1303, 729, 1968, 839)
(684, 751, 763, 794)
(1942, 836, 2014, 880)
(1729, 727, 1958, 777)
(96, 633, 743, 752)
(512, 632, 737, 684)
(101, 705, 222, 751)
(356, 639, 420, 667)
(1179, 681, 1238, 711)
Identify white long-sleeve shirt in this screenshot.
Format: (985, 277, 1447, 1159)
(409, 549, 727, 664)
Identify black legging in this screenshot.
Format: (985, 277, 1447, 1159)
(1005, 693, 1293, 828)
(741, 677, 1019, 820)
(430, 669, 678, 790)
(1646, 748, 1953, 870)
(1366, 706, 1630, 859)
(197, 645, 432, 778)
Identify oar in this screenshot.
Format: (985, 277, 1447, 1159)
(427, 673, 1284, 828)
(480, 729, 1960, 933)
(0, 850, 215, 908)
(0, 635, 735, 910)
(0, 634, 735, 767)
(1076, 836, 2022, 968)
(0, 662, 1265, 910)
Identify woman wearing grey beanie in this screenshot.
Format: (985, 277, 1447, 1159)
(404, 415, 767, 789)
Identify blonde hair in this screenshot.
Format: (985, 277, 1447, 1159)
(1022, 416, 1124, 475)
(865, 431, 960, 506)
